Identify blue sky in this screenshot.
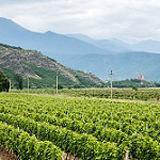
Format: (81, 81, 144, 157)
(0, 0, 160, 42)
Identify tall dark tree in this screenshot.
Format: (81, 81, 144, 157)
(2, 79, 10, 92)
(0, 71, 10, 92)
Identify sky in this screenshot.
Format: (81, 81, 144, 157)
(0, 0, 160, 42)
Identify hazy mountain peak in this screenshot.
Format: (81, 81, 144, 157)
(0, 17, 13, 23)
(0, 17, 28, 33)
(45, 31, 53, 34)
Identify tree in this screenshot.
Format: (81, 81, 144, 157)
(0, 71, 10, 92)
(132, 86, 138, 91)
(2, 79, 10, 92)
(15, 74, 23, 90)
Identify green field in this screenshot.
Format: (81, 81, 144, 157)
(0, 93, 160, 159)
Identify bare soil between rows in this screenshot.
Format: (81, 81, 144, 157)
(0, 149, 78, 160)
(0, 149, 17, 160)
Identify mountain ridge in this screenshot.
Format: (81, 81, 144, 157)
(0, 17, 160, 81)
(0, 17, 110, 56)
(0, 43, 104, 88)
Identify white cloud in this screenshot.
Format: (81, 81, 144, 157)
(0, 0, 160, 41)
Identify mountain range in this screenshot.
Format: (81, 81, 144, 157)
(0, 17, 160, 81)
(67, 33, 160, 54)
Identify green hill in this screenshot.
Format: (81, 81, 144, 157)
(0, 43, 104, 89)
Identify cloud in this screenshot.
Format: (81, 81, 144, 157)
(0, 0, 160, 41)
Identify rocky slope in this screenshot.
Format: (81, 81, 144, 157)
(0, 43, 104, 88)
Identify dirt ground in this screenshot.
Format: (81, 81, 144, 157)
(0, 149, 77, 160)
(0, 149, 17, 160)
(62, 153, 79, 160)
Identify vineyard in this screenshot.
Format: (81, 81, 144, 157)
(0, 93, 160, 159)
(13, 88, 160, 101)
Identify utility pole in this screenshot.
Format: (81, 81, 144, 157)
(9, 79, 12, 92)
(56, 74, 59, 94)
(27, 54, 30, 94)
(110, 70, 113, 100)
(27, 76, 30, 94)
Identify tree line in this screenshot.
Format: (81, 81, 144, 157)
(0, 71, 24, 92)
